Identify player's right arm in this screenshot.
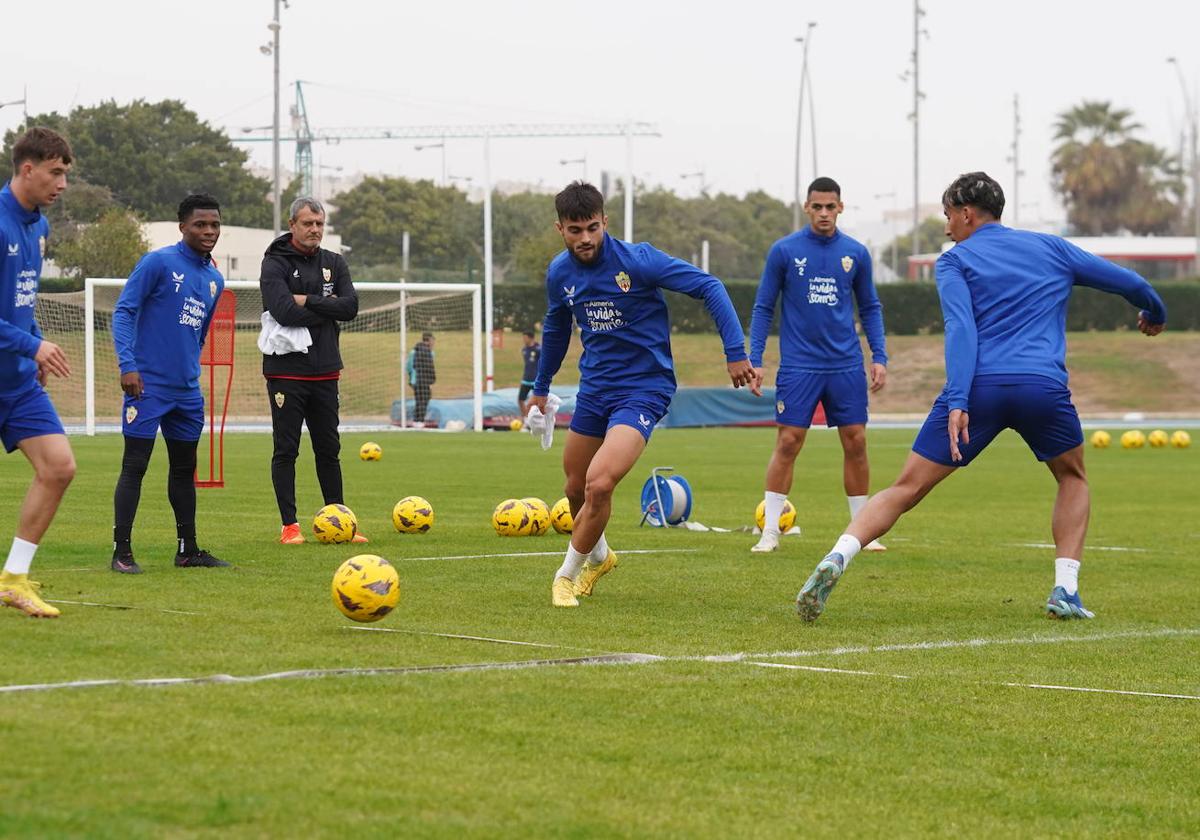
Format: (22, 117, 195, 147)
(111, 251, 163, 395)
(748, 242, 785, 379)
(259, 255, 325, 327)
(530, 269, 573, 410)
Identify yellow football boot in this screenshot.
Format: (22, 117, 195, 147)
(0, 572, 60, 618)
(574, 550, 617, 597)
(552, 575, 579, 607)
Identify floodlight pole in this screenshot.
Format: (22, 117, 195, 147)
(270, 0, 282, 236)
(483, 131, 495, 392)
(1168, 58, 1200, 275)
(911, 0, 923, 261)
(792, 23, 816, 231)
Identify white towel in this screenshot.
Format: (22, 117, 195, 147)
(257, 312, 312, 355)
(524, 393, 562, 451)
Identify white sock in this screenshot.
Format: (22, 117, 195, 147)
(555, 544, 589, 581)
(4, 537, 37, 576)
(1055, 557, 1080, 595)
(589, 532, 610, 564)
(830, 534, 862, 569)
(847, 494, 868, 521)
(763, 490, 787, 534)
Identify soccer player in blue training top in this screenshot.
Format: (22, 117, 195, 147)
(749, 177, 888, 554)
(529, 181, 760, 607)
(0, 127, 77, 618)
(516, 329, 541, 418)
(795, 171, 1167, 622)
(110, 194, 228, 573)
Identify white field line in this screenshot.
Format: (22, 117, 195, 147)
(745, 661, 911, 679)
(406, 548, 699, 561)
(343, 626, 591, 650)
(1009, 542, 1147, 553)
(1002, 682, 1200, 701)
(46, 599, 203, 616)
(697, 626, 1200, 663)
(0, 653, 663, 695)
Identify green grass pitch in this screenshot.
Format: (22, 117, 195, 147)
(2, 427, 1198, 836)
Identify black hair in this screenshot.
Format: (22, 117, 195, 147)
(522, 329, 535, 338)
(806, 176, 841, 199)
(942, 172, 1005, 219)
(178, 193, 221, 223)
(422, 332, 434, 342)
(554, 181, 605, 222)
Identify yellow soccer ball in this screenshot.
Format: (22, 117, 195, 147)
(1090, 430, 1111, 449)
(1172, 430, 1192, 449)
(359, 441, 382, 461)
(521, 497, 551, 536)
(313, 503, 358, 544)
(1148, 429, 1169, 448)
(492, 499, 532, 536)
(550, 497, 573, 534)
(331, 554, 400, 623)
(1120, 430, 1146, 450)
(755, 499, 797, 532)
(392, 495, 434, 534)
(509, 419, 523, 431)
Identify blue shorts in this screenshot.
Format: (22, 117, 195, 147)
(775, 369, 868, 428)
(122, 388, 206, 442)
(0, 380, 65, 453)
(570, 390, 672, 442)
(912, 375, 1083, 467)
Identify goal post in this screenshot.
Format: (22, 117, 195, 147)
(72, 279, 483, 435)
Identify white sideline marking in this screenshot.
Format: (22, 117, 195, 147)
(745, 661, 910, 679)
(1003, 682, 1200, 702)
(699, 627, 1200, 663)
(1010, 542, 1147, 553)
(343, 626, 580, 649)
(46, 599, 203, 616)
(0, 653, 663, 695)
(408, 548, 699, 561)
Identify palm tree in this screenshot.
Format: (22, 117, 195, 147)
(1051, 100, 1182, 235)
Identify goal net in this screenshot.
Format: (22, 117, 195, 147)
(34, 280, 482, 434)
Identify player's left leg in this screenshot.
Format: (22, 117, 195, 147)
(552, 429, 605, 607)
(161, 394, 228, 568)
(570, 425, 645, 596)
(1, 433, 75, 618)
(1011, 380, 1092, 619)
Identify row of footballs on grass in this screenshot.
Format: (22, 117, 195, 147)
(307, 496, 576, 544)
(1091, 429, 1192, 449)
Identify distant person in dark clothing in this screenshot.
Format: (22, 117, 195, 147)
(518, 329, 541, 417)
(406, 332, 436, 425)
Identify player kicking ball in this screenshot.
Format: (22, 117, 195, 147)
(109, 194, 228, 573)
(528, 182, 759, 607)
(796, 171, 1166, 622)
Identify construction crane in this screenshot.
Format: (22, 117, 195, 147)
(234, 81, 660, 392)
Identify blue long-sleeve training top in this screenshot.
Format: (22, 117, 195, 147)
(534, 233, 747, 397)
(749, 226, 887, 372)
(0, 182, 49, 396)
(112, 241, 225, 392)
(936, 223, 1167, 411)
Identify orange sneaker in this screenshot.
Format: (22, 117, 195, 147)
(280, 523, 305, 545)
(351, 532, 369, 544)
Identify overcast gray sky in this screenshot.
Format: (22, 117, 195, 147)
(3, 0, 1198, 241)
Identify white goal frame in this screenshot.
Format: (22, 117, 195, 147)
(84, 279, 483, 435)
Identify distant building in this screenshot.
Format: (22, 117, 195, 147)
(906, 236, 1198, 281)
(142, 223, 344, 282)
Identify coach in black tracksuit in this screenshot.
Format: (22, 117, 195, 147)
(259, 197, 360, 542)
